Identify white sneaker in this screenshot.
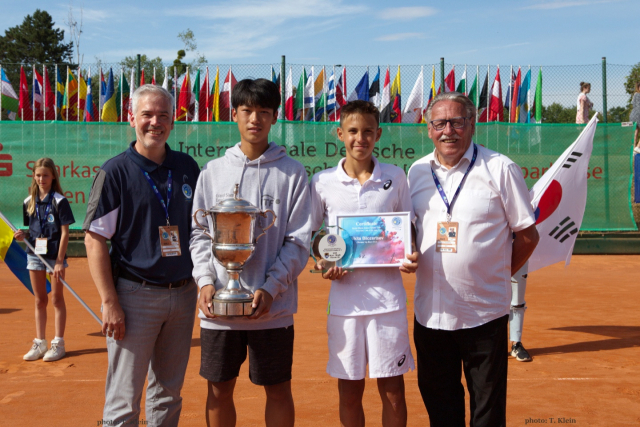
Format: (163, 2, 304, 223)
(23, 339, 47, 361)
(43, 339, 66, 362)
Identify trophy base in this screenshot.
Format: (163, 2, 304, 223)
(212, 297, 255, 316)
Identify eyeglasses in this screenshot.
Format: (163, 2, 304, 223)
(429, 117, 469, 131)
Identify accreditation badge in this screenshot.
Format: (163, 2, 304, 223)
(435, 222, 458, 253)
(35, 238, 48, 255)
(159, 225, 182, 257)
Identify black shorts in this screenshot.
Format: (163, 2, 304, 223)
(200, 326, 294, 386)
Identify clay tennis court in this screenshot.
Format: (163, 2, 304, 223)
(1, 255, 639, 426)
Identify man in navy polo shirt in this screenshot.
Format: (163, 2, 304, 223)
(84, 84, 200, 427)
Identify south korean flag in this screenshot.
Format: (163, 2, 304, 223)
(527, 114, 598, 273)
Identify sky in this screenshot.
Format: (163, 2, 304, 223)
(1, 0, 638, 67)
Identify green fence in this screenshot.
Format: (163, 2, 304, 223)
(0, 121, 636, 231)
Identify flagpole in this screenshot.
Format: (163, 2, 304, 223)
(43, 65, 47, 121)
(66, 66, 69, 122)
(367, 65, 370, 101)
(54, 64, 58, 121)
(43, 65, 47, 148)
(88, 67, 92, 122)
(486, 64, 489, 123)
(78, 67, 81, 122)
(332, 65, 336, 122)
(509, 65, 513, 123)
(229, 65, 233, 121)
(98, 67, 102, 122)
(311, 66, 315, 122)
(528, 64, 531, 124)
(0, 211, 102, 326)
(421, 65, 424, 123)
(473, 65, 480, 123)
(206, 66, 210, 122)
(185, 66, 189, 122)
(32, 64, 36, 121)
(464, 64, 467, 95)
(120, 67, 124, 123)
(320, 65, 327, 122)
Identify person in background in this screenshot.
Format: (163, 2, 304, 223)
(629, 82, 640, 154)
(16, 157, 74, 362)
(576, 82, 593, 124)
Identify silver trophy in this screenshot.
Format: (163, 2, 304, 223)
(193, 184, 276, 316)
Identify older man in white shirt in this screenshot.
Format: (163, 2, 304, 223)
(408, 92, 539, 427)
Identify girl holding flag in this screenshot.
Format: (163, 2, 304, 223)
(14, 158, 75, 362)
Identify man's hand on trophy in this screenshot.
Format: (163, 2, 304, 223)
(198, 285, 217, 318)
(248, 289, 273, 319)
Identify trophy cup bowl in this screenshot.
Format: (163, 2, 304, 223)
(194, 184, 276, 316)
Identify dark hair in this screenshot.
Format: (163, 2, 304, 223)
(231, 78, 281, 112)
(580, 81, 591, 91)
(339, 100, 380, 126)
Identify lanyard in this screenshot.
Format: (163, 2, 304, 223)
(141, 168, 172, 226)
(35, 191, 54, 237)
(430, 144, 477, 221)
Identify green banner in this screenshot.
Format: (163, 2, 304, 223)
(0, 121, 636, 231)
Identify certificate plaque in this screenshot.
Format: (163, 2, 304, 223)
(335, 212, 411, 268)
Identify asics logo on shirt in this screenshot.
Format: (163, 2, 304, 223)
(398, 354, 406, 367)
(383, 180, 392, 190)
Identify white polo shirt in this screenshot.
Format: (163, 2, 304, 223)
(310, 156, 414, 316)
(408, 142, 535, 331)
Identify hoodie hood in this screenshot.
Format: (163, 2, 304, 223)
(224, 142, 287, 204)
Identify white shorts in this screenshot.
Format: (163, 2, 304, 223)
(327, 309, 415, 380)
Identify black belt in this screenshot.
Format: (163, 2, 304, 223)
(119, 269, 191, 289)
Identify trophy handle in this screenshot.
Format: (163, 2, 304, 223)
(193, 208, 214, 240)
(255, 209, 276, 242)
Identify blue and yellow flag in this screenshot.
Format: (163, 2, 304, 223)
(101, 68, 117, 122)
(56, 67, 65, 120)
(0, 216, 51, 295)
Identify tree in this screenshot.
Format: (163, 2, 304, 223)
(0, 9, 73, 119)
(624, 62, 640, 105)
(178, 29, 207, 69)
(119, 55, 164, 84)
(542, 103, 576, 123)
(66, 2, 84, 67)
(0, 9, 73, 67)
(606, 106, 631, 123)
(168, 29, 207, 79)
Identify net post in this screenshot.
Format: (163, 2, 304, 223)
(281, 55, 286, 120)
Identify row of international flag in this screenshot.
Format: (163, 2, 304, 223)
(0, 64, 543, 123)
(288, 64, 543, 124)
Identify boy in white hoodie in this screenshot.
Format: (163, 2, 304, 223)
(190, 78, 311, 427)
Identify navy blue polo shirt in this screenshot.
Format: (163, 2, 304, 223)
(83, 142, 200, 284)
(23, 192, 75, 259)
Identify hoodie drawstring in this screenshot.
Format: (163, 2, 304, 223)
(236, 156, 263, 213)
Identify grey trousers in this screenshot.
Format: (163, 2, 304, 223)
(102, 278, 197, 427)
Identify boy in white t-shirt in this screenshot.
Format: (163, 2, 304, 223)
(310, 100, 419, 427)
